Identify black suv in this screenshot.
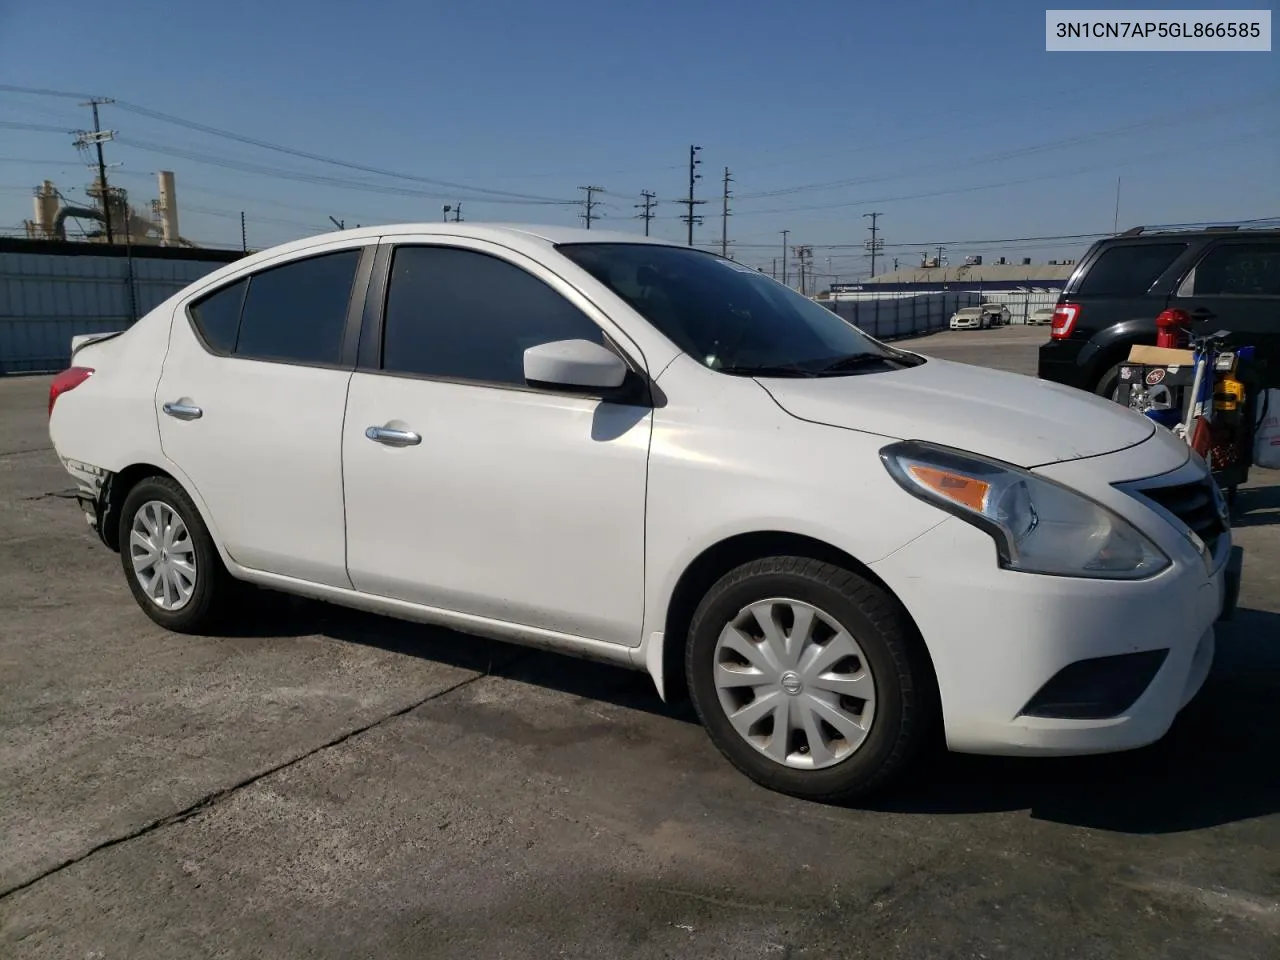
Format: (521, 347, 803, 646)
(1037, 227, 1280, 396)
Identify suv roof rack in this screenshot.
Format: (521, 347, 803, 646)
(1118, 226, 1144, 237)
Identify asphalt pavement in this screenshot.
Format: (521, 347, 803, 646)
(2, 325, 1277, 959)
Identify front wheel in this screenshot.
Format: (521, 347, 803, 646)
(118, 476, 234, 633)
(685, 557, 935, 803)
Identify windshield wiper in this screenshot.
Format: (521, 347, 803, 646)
(817, 351, 919, 374)
(715, 364, 817, 378)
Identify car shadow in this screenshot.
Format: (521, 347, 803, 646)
(218, 591, 1278, 835)
(1232, 478, 1280, 528)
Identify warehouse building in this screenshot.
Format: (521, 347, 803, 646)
(828, 260, 1078, 324)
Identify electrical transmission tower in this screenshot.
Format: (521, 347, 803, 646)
(677, 145, 705, 246)
(579, 186, 603, 229)
(635, 190, 657, 236)
(73, 97, 117, 243)
(863, 211, 884, 278)
(720, 167, 733, 257)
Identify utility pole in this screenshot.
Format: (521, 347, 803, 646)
(74, 97, 116, 244)
(453, 203, 463, 223)
(720, 167, 733, 257)
(780, 229, 790, 286)
(579, 186, 602, 229)
(772, 257, 778, 279)
(677, 145, 705, 246)
(863, 211, 883, 278)
(635, 190, 657, 235)
(936, 244, 946, 267)
(442, 204, 451, 222)
(240, 211, 247, 252)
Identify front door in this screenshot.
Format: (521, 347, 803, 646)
(1170, 238, 1280, 386)
(341, 239, 651, 647)
(156, 241, 371, 587)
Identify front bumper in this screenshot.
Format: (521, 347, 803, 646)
(869, 446, 1236, 757)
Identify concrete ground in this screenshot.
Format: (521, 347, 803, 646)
(2, 325, 1277, 959)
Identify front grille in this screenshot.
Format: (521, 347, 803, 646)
(1136, 477, 1226, 553)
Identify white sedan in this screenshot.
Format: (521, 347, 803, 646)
(48, 224, 1240, 802)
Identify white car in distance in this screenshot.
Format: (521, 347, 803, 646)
(48, 224, 1240, 802)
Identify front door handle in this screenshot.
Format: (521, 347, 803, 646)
(163, 401, 203, 421)
(1190, 307, 1217, 320)
(365, 425, 421, 447)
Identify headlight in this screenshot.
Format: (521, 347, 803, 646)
(880, 440, 1170, 580)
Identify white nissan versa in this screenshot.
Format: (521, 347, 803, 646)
(48, 224, 1242, 801)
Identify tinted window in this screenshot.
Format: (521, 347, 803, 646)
(234, 250, 360, 365)
(1074, 243, 1187, 297)
(381, 246, 605, 385)
(559, 243, 901, 374)
(188, 279, 246, 353)
(1180, 243, 1280, 297)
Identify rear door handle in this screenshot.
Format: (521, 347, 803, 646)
(163, 401, 203, 421)
(365, 425, 421, 447)
(1190, 307, 1216, 320)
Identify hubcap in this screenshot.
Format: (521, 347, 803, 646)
(712, 598, 877, 770)
(129, 500, 197, 611)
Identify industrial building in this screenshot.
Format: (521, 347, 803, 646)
(2, 169, 247, 374)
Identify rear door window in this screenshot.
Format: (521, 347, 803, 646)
(1176, 242, 1280, 298)
(1074, 243, 1188, 297)
(233, 249, 361, 366)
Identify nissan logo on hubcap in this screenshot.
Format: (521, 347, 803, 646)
(780, 671, 803, 696)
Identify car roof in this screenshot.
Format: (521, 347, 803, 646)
(267, 222, 679, 255)
(1103, 226, 1280, 243)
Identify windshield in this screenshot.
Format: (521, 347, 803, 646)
(557, 242, 915, 376)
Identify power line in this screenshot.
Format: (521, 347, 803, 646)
(734, 93, 1276, 202)
(0, 85, 576, 205)
(579, 185, 603, 229)
(677, 145, 705, 246)
(720, 167, 733, 257)
(635, 190, 657, 235)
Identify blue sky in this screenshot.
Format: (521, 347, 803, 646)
(1, 0, 1276, 278)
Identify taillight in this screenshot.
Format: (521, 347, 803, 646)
(1050, 304, 1081, 340)
(48, 366, 94, 418)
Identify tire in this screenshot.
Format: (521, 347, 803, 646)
(1093, 363, 1124, 401)
(118, 475, 234, 633)
(685, 557, 935, 803)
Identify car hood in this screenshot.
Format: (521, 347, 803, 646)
(757, 355, 1156, 468)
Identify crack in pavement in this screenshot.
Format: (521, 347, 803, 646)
(0, 447, 53, 459)
(0, 664, 512, 902)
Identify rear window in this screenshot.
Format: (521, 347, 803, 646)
(1074, 243, 1187, 297)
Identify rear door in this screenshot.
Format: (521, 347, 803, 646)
(156, 239, 373, 587)
(1168, 238, 1280, 385)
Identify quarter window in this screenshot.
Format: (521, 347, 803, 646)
(233, 249, 361, 365)
(1074, 243, 1187, 297)
(188, 278, 247, 353)
(1177, 243, 1280, 298)
(381, 245, 606, 386)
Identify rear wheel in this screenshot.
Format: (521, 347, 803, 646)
(1093, 362, 1124, 401)
(119, 476, 233, 633)
(685, 557, 935, 803)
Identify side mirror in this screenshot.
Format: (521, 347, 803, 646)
(524, 339, 628, 390)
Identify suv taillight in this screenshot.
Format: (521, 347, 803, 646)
(1050, 304, 1081, 340)
(48, 366, 94, 418)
